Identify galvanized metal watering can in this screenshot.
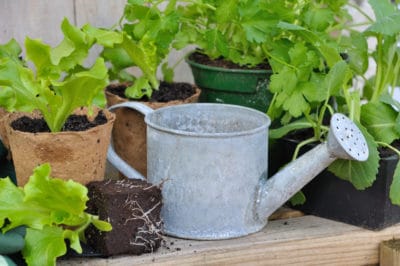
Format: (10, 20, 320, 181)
(107, 103, 368, 240)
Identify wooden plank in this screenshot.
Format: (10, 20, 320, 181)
(74, 0, 125, 28)
(59, 215, 400, 265)
(380, 239, 400, 266)
(0, 0, 74, 46)
(268, 206, 304, 221)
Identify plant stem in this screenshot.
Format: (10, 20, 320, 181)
(266, 93, 278, 117)
(317, 96, 332, 139)
(262, 48, 298, 70)
(391, 59, 400, 93)
(372, 34, 384, 102)
(292, 137, 319, 161)
(376, 141, 400, 157)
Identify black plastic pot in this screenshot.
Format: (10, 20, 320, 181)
(269, 138, 400, 230)
(0, 140, 16, 184)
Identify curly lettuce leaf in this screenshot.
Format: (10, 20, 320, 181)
(0, 164, 112, 266)
(22, 227, 66, 266)
(23, 164, 88, 218)
(119, 34, 159, 97)
(0, 178, 28, 229)
(81, 24, 123, 48)
(0, 55, 45, 113)
(0, 18, 109, 132)
(52, 18, 92, 71)
(94, 0, 182, 98)
(0, 38, 21, 58)
(25, 38, 58, 81)
(92, 28, 159, 98)
(44, 58, 108, 132)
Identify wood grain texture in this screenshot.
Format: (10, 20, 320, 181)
(74, 0, 125, 27)
(380, 239, 400, 266)
(59, 215, 400, 266)
(0, 0, 74, 46)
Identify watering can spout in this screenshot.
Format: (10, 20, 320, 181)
(255, 113, 369, 221)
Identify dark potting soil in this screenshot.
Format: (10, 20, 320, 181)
(379, 139, 400, 158)
(188, 51, 271, 70)
(10, 110, 107, 133)
(85, 179, 163, 256)
(106, 81, 195, 102)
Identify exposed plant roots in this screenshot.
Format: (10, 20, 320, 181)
(123, 195, 163, 253)
(85, 179, 163, 256)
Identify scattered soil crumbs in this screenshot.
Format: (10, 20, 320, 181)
(11, 110, 107, 133)
(106, 81, 195, 102)
(161, 240, 183, 252)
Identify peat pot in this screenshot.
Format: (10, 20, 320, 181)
(107, 103, 368, 240)
(105, 86, 200, 177)
(4, 108, 115, 185)
(186, 53, 272, 112)
(270, 138, 400, 230)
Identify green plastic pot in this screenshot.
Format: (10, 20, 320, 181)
(186, 55, 273, 112)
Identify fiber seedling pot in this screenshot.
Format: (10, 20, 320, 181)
(106, 85, 201, 177)
(269, 138, 400, 230)
(5, 108, 115, 185)
(186, 55, 273, 112)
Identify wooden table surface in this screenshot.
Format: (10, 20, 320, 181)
(59, 213, 400, 266)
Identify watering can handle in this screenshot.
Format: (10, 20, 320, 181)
(107, 102, 154, 181)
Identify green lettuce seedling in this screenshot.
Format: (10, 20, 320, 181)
(0, 18, 109, 132)
(0, 163, 112, 266)
(84, 0, 181, 99)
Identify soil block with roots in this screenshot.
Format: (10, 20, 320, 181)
(85, 179, 163, 256)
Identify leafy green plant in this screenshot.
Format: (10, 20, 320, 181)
(176, 0, 349, 68)
(177, 0, 353, 126)
(0, 18, 109, 132)
(89, 0, 182, 99)
(356, 0, 400, 204)
(0, 163, 112, 266)
(269, 0, 400, 205)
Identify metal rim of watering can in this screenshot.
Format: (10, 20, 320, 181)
(143, 103, 271, 138)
